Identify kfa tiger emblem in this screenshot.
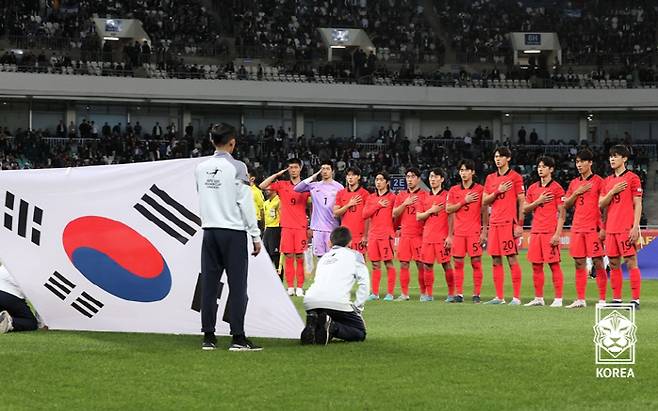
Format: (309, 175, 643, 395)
(593, 309, 637, 360)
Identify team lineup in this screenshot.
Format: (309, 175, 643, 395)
(259, 144, 644, 309)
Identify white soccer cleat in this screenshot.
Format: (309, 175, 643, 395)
(0, 311, 13, 333)
(597, 300, 606, 306)
(524, 297, 545, 307)
(508, 298, 521, 306)
(550, 298, 563, 308)
(566, 300, 587, 309)
(287, 287, 295, 296)
(295, 288, 305, 297)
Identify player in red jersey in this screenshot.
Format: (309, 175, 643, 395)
(333, 166, 369, 255)
(363, 172, 397, 301)
(523, 156, 566, 308)
(416, 168, 454, 302)
(260, 158, 311, 297)
(482, 147, 525, 305)
(563, 149, 607, 308)
(446, 159, 488, 304)
(599, 145, 643, 309)
(393, 168, 427, 301)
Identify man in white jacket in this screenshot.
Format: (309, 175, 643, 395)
(301, 226, 370, 345)
(0, 263, 42, 333)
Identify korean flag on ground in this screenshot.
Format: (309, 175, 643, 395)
(0, 158, 303, 338)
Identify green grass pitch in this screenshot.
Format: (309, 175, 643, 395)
(2, 251, 657, 410)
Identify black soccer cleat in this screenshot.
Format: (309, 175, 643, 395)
(631, 300, 640, 311)
(300, 312, 318, 345)
(453, 295, 464, 303)
(229, 336, 263, 351)
(202, 333, 217, 351)
(472, 295, 481, 304)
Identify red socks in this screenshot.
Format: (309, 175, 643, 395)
(285, 258, 295, 288)
(387, 266, 396, 295)
(549, 263, 563, 299)
(424, 266, 435, 297)
(610, 268, 623, 300)
(400, 267, 410, 295)
(445, 267, 455, 296)
(454, 260, 465, 296)
(575, 268, 588, 300)
(596, 268, 608, 301)
(417, 264, 426, 295)
(510, 263, 522, 299)
(372, 268, 381, 295)
(472, 261, 483, 296)
(296, 257, 305, 288)
(532, 263, 544, 298)
(492, 264, 504, 299)
(630, 267, 642, 301)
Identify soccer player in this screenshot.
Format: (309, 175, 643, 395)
(483, 147, 525, 305)
(363, 172, 397, 301)
(416, 167, 454, 302)
(248, 167, 265, 231)
(295, 161, 344, 257)
(260, 158, 311, 297)
(523, 156, 566, 307)
(599, 145, 643, 309)
(563, 148, 607, 308)
(393, 168, 427, 301)
(446, 159, 487, 303)
(334, 166, 370, 255)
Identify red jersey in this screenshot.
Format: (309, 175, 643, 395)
(526, 179, 565, 234)
(420, 188, 449, 243)
(566, 174, 604, 233)
(335, 186, 369, 237)
(602, 170, 643, 234)
(363, 190, 396, 240)
(268, 180, 310, 229)
(447, 182, 484, 236)
(394, 189, 427, 237)
(484, 169, 525, 225)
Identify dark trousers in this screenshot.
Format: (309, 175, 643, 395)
(263, 226, 281, 270)
(0, 290, 38, 332)
(201, 228, 249, 336)
(309, 308, 367, 342)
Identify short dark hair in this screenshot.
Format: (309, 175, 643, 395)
(320, 160, 334, 169)
(494, 146, 512, 158)
(609, 144, 630, 158)
(429, 167, 445, 178)
(458, 159, 476, 171)
(405, 167, 421, 177)
(375, 171, 390, 181)
(210, 123, 236, 146)
(345, 166, 361, 176)
(576, 148, 594, 162)
(287, 158, 302, 166)
(537, 155, 556, 168)
(330, 226, 352, 247)
(247, 166, 258, 178)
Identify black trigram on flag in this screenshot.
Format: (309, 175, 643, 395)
(44, 271, 76, 300)
(71, 292, 105, 318)
(134, 184, 201, 245)
(3, 191, 43, 246)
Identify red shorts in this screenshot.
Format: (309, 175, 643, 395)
(280, 227, 308, 254)
(569, 231, 605, 258)
(421, 242, 451, 264)
(397, 236, 423, 262)
(367, 237, 394, 262)
(349, 235, 367, 255)
(605, 232, 637, 257)
(487, 223, 517, 256)
(527, 233, 561, 264)
(451, 234, 482, 258)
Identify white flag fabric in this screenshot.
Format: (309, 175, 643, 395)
(0, 158, 304, 338)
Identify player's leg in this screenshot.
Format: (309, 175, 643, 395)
(471, 256, 483, 303)
(294, 229, 307, 296)
(280, 228, 297, 295)
(411, 237, 426, 299)
(384, 260, 396, 300)
(567, 257, 588, 308)
(545, 236, 563, 307)
(485, 225, 506, 304)
(420, 242, 436, 301)
(625, 254, 641, 309)
(369, 259, 382, 301)
(592, 257, 607, 304)
(606, 233, 623, 302)
(525, 233, 545, 306)
(397, 237, 412, 300)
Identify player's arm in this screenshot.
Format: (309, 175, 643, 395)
(551, 204, 566, 245)
(523, 190, 550, 214)
(563, 182, 589, 209)
(392, 196, 409, 218)
(362, 196, 378, 219)
(334, 193, 362, 217)
(482, 191, 497, 206)
(417, 202, 439, 221)
(259, 168, 287, 190)
(295, 170, 320, 192)
(362, 219, 370, 243)
(630, 196, 642, 242)
(480, 203, 489, 243)
(516, 193, 525, 232)
(599, 181, 627, 208)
